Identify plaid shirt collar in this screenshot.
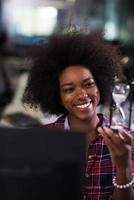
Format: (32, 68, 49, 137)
(64, 113, 108, 138)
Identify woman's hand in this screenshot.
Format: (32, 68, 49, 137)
(97, 126, 134, 169)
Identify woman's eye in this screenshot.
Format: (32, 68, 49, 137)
(84, 82, 95, 88)
(64, 87, 74, 93)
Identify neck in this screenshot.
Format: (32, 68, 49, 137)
(68, 113, 99, 132)
(68, 113, 100, 144)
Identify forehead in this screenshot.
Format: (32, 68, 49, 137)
(59, 65, 93, 82)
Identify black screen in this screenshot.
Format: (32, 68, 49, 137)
(0, 127, 86, 200)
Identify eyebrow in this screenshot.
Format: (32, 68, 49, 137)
(61, 77, 94, 87)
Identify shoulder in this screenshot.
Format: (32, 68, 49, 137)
(44, 114, 66, 129)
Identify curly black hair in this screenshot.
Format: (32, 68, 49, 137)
(22, 32, 125, 115)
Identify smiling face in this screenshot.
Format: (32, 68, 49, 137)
(59, 65, 100, 127)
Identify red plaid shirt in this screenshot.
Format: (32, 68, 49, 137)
(45, 113, 134, 200)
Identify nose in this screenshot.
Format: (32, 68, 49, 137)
(76, 88, 88, 99)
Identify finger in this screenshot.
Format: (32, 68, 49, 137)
(97, 126, 105, 134)
(98, 126, 114, 145)
(98, 126, 113, 135)
(101, 127, 124, 145)
(117, 129, 133, 145)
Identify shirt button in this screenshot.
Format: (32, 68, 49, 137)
(83, 195, 86, 200)
(88, 154, 96, 159)
(85, 173, 89, 178)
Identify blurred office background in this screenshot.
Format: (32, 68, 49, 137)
(0, 0, 134, 128)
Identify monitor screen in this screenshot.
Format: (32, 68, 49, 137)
(0, 127, 86, 200)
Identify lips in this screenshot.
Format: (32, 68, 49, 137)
(74, 98, 92, 110)
(76, 102, 91, 109)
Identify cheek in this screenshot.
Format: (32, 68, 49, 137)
(96, 89, 100, 104)
(62, 95, 69, 104)
(89, 86, 100, 104)
(60, 93, 72, 107)
(60, 92, 68, 105)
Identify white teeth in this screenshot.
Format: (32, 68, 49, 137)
(76, 102, 90, 109)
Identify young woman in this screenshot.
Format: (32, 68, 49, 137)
(23, 32, 134, 200)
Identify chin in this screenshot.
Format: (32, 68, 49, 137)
(77, 114, 92, 122)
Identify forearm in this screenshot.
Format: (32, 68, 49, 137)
(113, 167, 134, 200)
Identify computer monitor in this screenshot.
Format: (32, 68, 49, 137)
(0, 127, 86, 200)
